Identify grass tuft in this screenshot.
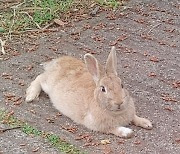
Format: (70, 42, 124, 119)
(95, 0, 124, 9)
(0, 0, 74, 34)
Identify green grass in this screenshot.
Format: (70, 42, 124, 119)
(0, 0, 73, 33)
(96, 0, 124, 9)
(0, 0, 125, 36)
(0, 110, 83, 154)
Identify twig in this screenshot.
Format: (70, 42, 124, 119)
(10, 1, 25, 9)
(0, 38, 6, 54)
(6, 0, 25, 40)
(42, 22, 54, 30)
(0, 126, 21, 133)
(147, 23, 162, 34)
(7, 7, 16, 40)
(19, 11, 42, 29)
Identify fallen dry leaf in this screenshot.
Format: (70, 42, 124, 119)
(101, 139, 111, 145)
(61, 125, 77, 134)
(149, 72, 157, 77)
(134, 140, 141, 145)
(75, 133, 93, 144)
(83, 24, 91, 29)
(11, 50, 20, 56)
(106, 13, 116, 20)
(26, 65, 33, 71)
(18, 80, 25, 86)
(80, 47, 96, 54)
(1, 73, 13, 80)
(56, 112, 62, 117)
(164, 106, 174, 112)
(175, 139, 180, 144)
(161, 94, 177, 102)
(140, 34, 154, 40)
(110, 35, 128, 46)
(27, 44, 39, 52)
(172, 81, 180, 88)
(118, 139, 125, 144)
(32, 147, 39, 152)
(134, 18, 146, 24)
(54, 19, 67, 27)
(83, 142, 99, 147)
(150, 56, 159, 62)
(158, 41, 166, 45)
(3, 92, 16, 100)
(144, 52, 148, 56)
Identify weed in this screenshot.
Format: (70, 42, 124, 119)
(95, 0, 124, 8)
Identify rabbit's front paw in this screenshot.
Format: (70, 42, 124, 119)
(26, 87, 38, 102)
(139, 118, 153, 130)
(133, 115, 153, 130)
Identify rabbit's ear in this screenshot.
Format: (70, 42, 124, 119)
(106, 46, 117, 76)
(84, 53, 101, 84)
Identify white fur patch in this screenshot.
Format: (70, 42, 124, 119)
(86, 113, 93, 122)
(118, 127, 133, 137)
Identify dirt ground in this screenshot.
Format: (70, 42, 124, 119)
(0, 0, 180, 153)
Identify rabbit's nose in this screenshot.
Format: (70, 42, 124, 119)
(114, 103, 122, 109)
(117, 104, 121, 109)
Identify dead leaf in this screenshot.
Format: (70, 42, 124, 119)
(106, 13, 116, 20)
(56, 112, 62, 117)
(110, 35, 128, 46)
(61, 125, 77, 134)
(161, 94, 177, 102)
(118, 140, 125, 144)
(150, 56, 159, 62)
(18, 80, 25, 86)
(83, 24, 91, 29)
(32, 147, 39, 152)
(81, 47, 96, 54)
(101, 139, 111, 145)
(175, 139, 180, 144)
(164, 106, 174, 112)
(1, 73, 13, 80)
(26, 65, 33, 71)
(149, 72, 157, 77)
(27, 44, 39, 52)
(83, 142, 99, 147)
(54, 19, 67, 27)
(134, 140, 141, 145)
(172, 81, 180, 88)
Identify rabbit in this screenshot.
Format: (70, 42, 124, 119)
(26, 46, 153, 138)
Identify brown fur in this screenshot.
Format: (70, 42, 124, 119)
(26, 47, 153, 138)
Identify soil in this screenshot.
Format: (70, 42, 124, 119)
(0, 0, 180, 153)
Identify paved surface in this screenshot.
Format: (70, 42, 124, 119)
(0, 0, 180, 153)
(0, 123, 59, 154)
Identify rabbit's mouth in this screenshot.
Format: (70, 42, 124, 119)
(107, 104, 124, 112)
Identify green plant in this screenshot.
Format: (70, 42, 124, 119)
(96, 0, 121, 9)
(0, 0, 74, 34)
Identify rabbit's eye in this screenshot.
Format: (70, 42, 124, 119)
(100, 86, 106, 92)
(121, 84, 124, 88)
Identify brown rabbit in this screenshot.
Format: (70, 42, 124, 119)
(26, 46, 152, 138)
